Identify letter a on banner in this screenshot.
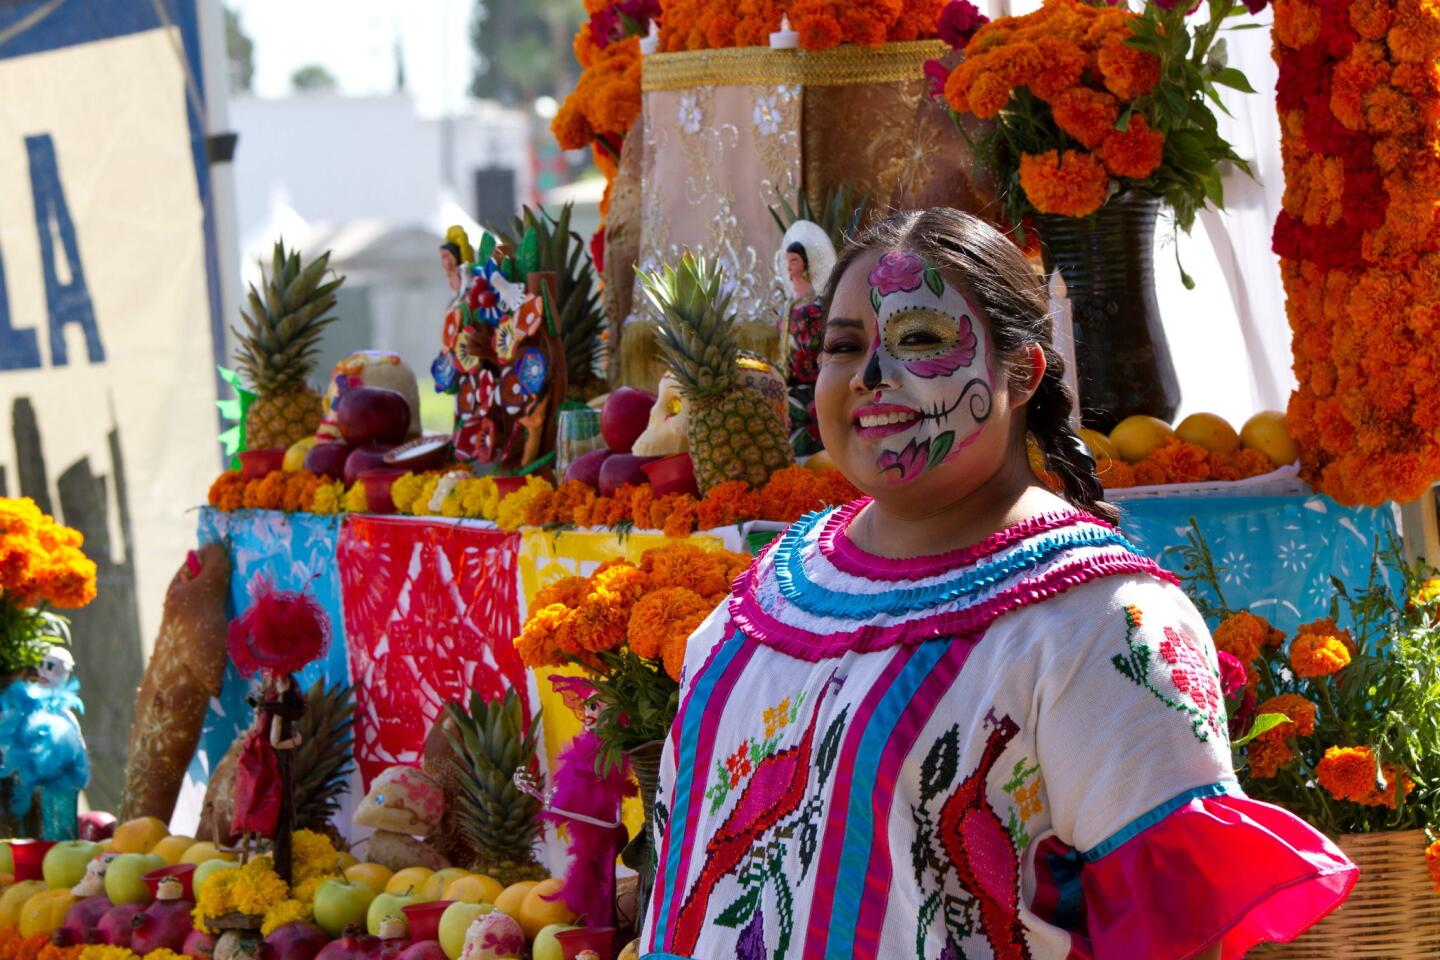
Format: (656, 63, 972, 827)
(26, 133, 104, 366)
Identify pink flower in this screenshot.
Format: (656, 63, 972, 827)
(938, 0, 988, 49)
(1217, 650, 1247, 698)
(867, 250, 926, 296)
(923, 59, 951, 100)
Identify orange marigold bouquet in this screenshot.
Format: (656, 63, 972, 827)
(515, 543, 751, 766)
(935, 0, 1259, 232)
(1176, 526, 1440, 876)
(0, 497, 96, 675)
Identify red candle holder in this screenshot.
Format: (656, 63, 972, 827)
(401, 901, 454, 943)
(10, 839, 56, 882)
(360, 468, 405, 514)
(554, 926, 617, 960)
(143, 863, 197, 901)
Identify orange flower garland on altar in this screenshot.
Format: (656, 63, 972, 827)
(1274, 0, 1440, 504)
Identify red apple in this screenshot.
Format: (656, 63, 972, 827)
(337, 387, 411, 446)
(77, 811, 117, 842)
(303, 442, 354, 481)
(598, 453, 658, 497)
(564, 449, 613, 489)
(344, 444, 398, 487)
(600, 388, 656, 454)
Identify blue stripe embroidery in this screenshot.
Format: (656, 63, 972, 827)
(773, 511, 1138, 618)
(1081, 781, 1238, 862)
(824, 640, 950, 959)
(652, 631, 747, 947)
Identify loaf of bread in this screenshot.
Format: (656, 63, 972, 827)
(120, 543, 231, 821)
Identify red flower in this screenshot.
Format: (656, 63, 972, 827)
(1217, 650, 1247, 697)
(725, 741, 753, 787)
(938, 0, 988, 48)
(923, 58, 952, 99)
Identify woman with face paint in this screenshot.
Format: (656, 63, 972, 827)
(637, 210, 1355, 960)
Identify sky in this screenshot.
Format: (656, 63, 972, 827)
(228, 0, 474, 116)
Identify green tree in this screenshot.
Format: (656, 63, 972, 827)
(291, 63, 339, 93)
(468, 0, 584, 104)
(224, 5, 254, 93)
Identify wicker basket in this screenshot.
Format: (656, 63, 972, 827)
(1256, 830, 1440, 959)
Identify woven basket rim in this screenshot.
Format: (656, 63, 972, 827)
(642, 39, 946, 92)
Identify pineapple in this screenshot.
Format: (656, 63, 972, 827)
(292, 679, 357, 841)
(235, 241, 344, 450)
(640, 254, 795, 493)
(441, 689, 547, 886)
(501, 204, 606, 401)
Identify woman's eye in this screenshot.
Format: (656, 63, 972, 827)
(822, 339, 860, 354)
(898, 330, 944, 347)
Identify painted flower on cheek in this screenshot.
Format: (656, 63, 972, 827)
(868, 250, 926, 296)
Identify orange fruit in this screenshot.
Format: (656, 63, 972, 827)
(385, 866, 433, 896)
(443, 874, 503, 905)
(1240, 411, 1299, 467)
(1109, 415, 1175, 463)
(802, 449, 835, 472)
(1077, 428, 1118, 462)
(492, 881, 537, 924)
(516, 878, 577, 941)
(150, 835, 195, 866)
(334, 852, 359, 871)
(111, 817, 169, 854)
(344, 863, 394, 896)
(1176, 413, 1239, 454)
(422, 868, 470, 901)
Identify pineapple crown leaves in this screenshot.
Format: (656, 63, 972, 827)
(292, 679, 357, 832)
(232, 241, 345, 392)
(499, 204, 605, 387)
(639, 252, 740, 401)
(768, 183, 869, 251)
(442, 689, 542, 849)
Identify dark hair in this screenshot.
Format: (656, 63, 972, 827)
(785, 242, 809, 269)
(820, 207, 1118, 524)
(439, 241, 462, 262)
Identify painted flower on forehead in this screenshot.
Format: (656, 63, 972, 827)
(868, 250, 927, 296)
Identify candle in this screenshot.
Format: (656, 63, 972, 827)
(769, 14, 799, 49)
(639, 19, 659, 55)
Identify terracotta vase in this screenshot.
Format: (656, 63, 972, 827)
(1035, 191, 1181, 432)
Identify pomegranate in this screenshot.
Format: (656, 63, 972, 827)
(377, 939, 411, 960)
(393, 942, 446, 960)
(600, 387, 656, 453)
(184, 928, 219, 960)
(336, 387, 411, 446)
(303, 442, 354, 480)
(315, 925, 385, 960)
(131, 898, 197, 953)
(343, 444, 397, 487)
(76, 811, 118, 842)
(54, 896, 111, 946)
(261, 922, 331, 960)
(598, 453, 657, 497)
(96, 903, 147, 948)
(563, 449, 612, 489)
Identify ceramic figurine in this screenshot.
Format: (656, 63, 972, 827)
(776, 221, 836, 455)
(0, 644, 88, 838)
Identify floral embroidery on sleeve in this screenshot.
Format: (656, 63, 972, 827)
(1001, 758, 1044, 850)
(707, 690, 808, 813)
(1111, 604, 1226, 743)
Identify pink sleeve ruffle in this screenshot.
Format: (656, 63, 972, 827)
(1081, 790, 1358, 960)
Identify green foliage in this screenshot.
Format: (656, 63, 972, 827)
(583, 647, 680, 775)
(768, 183, 869, 249)
(0, 600, 70, 676)
(963, 0, 1255, 240)
(1175, 523, 1440, 836)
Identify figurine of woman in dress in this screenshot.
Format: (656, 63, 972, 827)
(226, 582, 328, 884)
(776, 221, 837, 455)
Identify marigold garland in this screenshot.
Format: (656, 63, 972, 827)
(1094, 440, 1275, 490)
(1255, 693, 1318, 741)
(1275, 0, 1440, 505)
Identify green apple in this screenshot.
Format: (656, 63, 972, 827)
(193, 858, 239, 896)
(314, 878, 378, 938)
(0, 841, 12, 876)
(437, 901, 493, 960)
(532, 924, 581, 960)
(42, 840, 100, 889)
(366, 890, 424, 936)
(104, 852, 165, 905)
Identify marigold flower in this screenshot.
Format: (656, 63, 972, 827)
(627, 586, 712, 661)
(1050, 87, 1121, 149)
(1097, 35, 1160, 99)
(208, 471, 248, 511)
(1255, 694, 1318, 742)
(1247, 737, 1295, 779)
(1316, 745, 1380, 801)
(1212, 611, 1274, 665)
(534, 576, 592, 611)
(1018, 149, 1109, 217)
(1095, 457, 1137, 488)
(1426, 839, 1440, 892)
(1098, 113, 1165, 178)
(1290, 624, 1353, 677)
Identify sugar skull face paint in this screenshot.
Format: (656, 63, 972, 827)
(855, 250, 994, 485)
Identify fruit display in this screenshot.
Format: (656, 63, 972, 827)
(1074, 410, 1300, 490)
(234, 242, 344, 451)
(314, 880, 377, 939)
(640, 254, 795, 493)
(456, 911, 522, 960)
(41, 840, 99, 889)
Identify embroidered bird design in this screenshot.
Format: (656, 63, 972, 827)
(670, 678, 838, 953)
(936, 711, 1031, 960)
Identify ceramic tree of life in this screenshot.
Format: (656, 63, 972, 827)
(860, 250, 994, 484)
